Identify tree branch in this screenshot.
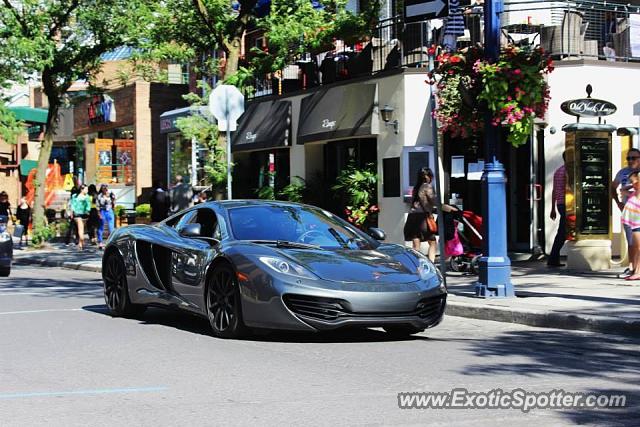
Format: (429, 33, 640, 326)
(2, 0, 30, 36)
(49, 0, 81, 39)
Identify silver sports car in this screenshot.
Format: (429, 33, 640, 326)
(102, 201, 446, 338)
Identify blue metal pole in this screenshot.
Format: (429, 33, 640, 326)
(474, 0, 514, 298)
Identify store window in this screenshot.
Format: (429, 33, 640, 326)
(167, 132, 209, 187)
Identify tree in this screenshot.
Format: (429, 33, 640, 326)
(145, 0, 381, 82)
(0, 0, 154, 243)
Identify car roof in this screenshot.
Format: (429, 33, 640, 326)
(202, 200, 307, 210)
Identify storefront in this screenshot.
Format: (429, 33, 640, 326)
(231, 99, 292, 199)
(74, 82, 188, 206)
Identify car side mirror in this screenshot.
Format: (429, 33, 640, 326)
(367, 227, 386, 241)
(179, 223, 201, 238)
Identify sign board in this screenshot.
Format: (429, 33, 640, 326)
(404, 0, 449, 23)
(561, 98, 617, 118)
(208, 85, 245, 132)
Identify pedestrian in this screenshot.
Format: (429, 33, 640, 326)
(403, 167, 438, 262)
(87, 184, 100, 246)
(611, 148, 640, 278)
(15, 197, 31, 245)
(96, 184, 116, 250)
(548, 151, 567, 267)
(70, 184, 91, 250)
(621, 171, 640, 280)
(65, 184, 79, 246)
(170, 175, 193, 214)
(0, 191, 12, 221)
(193, 190, 207, 205)
(150, 181, 170, 223)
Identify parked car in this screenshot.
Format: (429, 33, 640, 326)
(101, 201, 446, 338)
(0, 215, 13, 276)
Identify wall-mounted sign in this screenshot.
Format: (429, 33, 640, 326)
(561, 99, 617, 118)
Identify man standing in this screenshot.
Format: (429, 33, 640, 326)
(612, 148, 640, 278)
(170, 175, 192, 214)
(548, 152, 567, 267)
(150, 181, 170, 222)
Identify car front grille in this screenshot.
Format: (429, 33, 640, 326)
(283, 293, 446, 324)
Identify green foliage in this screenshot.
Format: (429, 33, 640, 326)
(278, 176, 306, 203)
(256, 185, 276, 200)
(135, 203, 151, 218)
(331, 163, 378, 227)
(115, 205, 126, 218)
(0, 102, 23, 144)
(31, 223, 56, 247)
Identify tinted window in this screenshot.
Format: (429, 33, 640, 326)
(194, 208, 221, 239)
(228, 205, 377, 249)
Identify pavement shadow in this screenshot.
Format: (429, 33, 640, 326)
(0, 276, 103, 299)
(458, 329, 640, 423)
(82, 304, 430, 343)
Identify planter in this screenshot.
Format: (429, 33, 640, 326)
(135, 217, 151, 225)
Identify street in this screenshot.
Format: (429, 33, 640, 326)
(1, 265, 638, 426)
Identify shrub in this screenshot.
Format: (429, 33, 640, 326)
(135, 203, 151, 218)
(115, 205, 126, 218)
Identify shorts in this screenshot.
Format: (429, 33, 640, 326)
(74, 213, 89, 220)
(623, 223, 633, 244)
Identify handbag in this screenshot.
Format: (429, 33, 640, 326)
(425, 214, 437, 234)
(417, 186, 438, 234)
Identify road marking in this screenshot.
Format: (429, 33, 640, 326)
(0, 307, 108, 315)
(0, 292, 47, 296)
(0, 386, 168, 400)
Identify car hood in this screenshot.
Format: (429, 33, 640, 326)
(282, 247, 420, 284)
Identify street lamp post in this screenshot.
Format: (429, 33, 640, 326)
(475, 0, 515, 298)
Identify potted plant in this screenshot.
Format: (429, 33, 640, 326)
(114, 205, 126, 227)
(331, 163, 378, 230)
(135, 203, 151, 224)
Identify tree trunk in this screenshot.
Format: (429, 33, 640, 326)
(223, 37, 242, 80)
(32, 81, 60, 243)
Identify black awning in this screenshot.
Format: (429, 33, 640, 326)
(297, 83, 376, 144)
(159, 107, 192, 134)
(232, 99, 291, 152)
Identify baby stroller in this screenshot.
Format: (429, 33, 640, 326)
(443, 210, 483, 274)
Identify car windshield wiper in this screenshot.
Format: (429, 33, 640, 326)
(327, 228, 349, 249)
(250, 240, 321, 250)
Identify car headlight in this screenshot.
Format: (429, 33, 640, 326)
(417, 257, 437, 281)
(0, 232, 11, 243)
(258, 256, 317, 280)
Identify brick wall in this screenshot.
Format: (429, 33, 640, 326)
(73, 85, 136, 136)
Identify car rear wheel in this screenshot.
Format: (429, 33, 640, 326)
(0, 267, 10, 277)
(206, 264, 247, 339)
(103, 252, 145, 317)
(383, 325, 424, 338)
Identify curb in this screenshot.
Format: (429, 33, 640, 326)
(13, 257, 102, 273)
(446, 297, 640, 338)
(12, 258, 640, 338)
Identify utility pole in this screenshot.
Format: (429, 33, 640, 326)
(475, 0, 515, 298)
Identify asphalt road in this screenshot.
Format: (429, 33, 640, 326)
(1, 266, 638, 426)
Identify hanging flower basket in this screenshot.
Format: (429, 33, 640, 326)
(430, 45, 554, 147)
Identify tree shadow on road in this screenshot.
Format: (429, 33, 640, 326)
(458, 329, 640, 425)
(82, 304, 432, 343)
(0, 276, 102, 299)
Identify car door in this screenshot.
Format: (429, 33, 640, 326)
(171, 207, 221, 310)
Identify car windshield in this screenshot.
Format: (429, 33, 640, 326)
(228, 205, 377, 250)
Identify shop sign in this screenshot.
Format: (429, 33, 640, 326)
(160, 117, 178, 132)
(321, 119, 336, 129)
(27, 124, 43, 140)
(245, 132, 258, 142)
(561, 99, 617, 118)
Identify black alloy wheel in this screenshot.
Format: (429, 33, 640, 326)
(0, 267, 10, 277)
(206, 264, 247, 338)
(103, 252, 145, 317)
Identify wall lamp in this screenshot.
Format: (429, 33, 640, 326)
(380, 104, 399, 134)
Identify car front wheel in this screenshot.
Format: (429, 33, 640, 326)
(103, 252, 145, 317)
(206, 264, 247, 339)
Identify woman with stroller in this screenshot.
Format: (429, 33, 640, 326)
(404, 167, 439, 262)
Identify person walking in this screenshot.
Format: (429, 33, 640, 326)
(548, 152, 567, 267)
(15, 197, 31, 245)
(170, 175, 192, 214)
(403, 167, 438, 262)
(612, 148, 640, 278)
(150, 181, 170, 223)
(65, 184, 79, 245)
(622, 171, 640, 280)
(0, 191, 12, 221)
(86, 184, 100, 246)
(69, 184, 91, 250)
(96, 184, 116, 250)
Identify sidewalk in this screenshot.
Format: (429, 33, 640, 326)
(12, 243, 640, 337)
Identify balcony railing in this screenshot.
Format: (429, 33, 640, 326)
(246, 1, 640, 100)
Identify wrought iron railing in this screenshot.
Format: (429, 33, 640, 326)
(246, 1, 640, 100)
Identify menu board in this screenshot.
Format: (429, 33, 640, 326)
(578, 137, 609, 235)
